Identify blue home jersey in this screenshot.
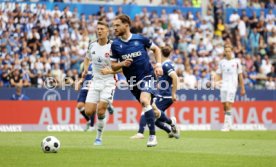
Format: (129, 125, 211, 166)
(110, 34, 154, 85)
(81, 63, 93, 90)
(158, 60, 175, 97)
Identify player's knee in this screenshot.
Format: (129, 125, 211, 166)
(85, 109, 93, 117)
(97, 106, 107, 117)
(140, 99, 150, 107)
(153, 109, 161, 118)
(225, 103, 232, 111)
(77, 103, 84, 109)
(85, 105, 95, 116)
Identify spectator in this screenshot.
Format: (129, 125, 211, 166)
(10, 86, 30, 100)
(266, 0, 275, 9)
(10, 68, 22, 87)
(182, 67, 197, 89)
(249, 27, 260, 55)
(106, 7, 115, 21)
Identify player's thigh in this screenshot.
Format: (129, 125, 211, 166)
(226, 91, 236, 103)
(155, 97, 173, 112)
(86, 88, 100, 104)
(152, 99, 161, 118)
(140, 91, 152, 106)
(77, 102, 85, 109)
(220, 90, 227, 103)
(130, 86, 141, 101)
(100, 85, 116, 104)
(85, 102, 97, 116)
(77, 90, 88, 108)
(97, 101, 109, 116)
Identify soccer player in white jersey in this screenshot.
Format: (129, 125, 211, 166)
(216, 45, 246, 131)
(83, 21, 118, 145)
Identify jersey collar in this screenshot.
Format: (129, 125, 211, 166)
(119, 33, 132, 42)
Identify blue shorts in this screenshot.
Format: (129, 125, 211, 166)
(129, 75, 158, 103)
(77, 89, 88, 103)
(154, 96, 173, 112)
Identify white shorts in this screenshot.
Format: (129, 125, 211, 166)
(85, 80, 116, 104)
(220, 90, 236, 103)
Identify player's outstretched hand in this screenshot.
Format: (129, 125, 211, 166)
(154, 66, 163, 77)
(240, 88, 246, 96)
(122, 59, 133, 67)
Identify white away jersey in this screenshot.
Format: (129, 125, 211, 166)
(216, 58, 242, 91)
(86, 40, 115, 82)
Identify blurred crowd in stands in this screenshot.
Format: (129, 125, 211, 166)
(0, 1, 275, 90)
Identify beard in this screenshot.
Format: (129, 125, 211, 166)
(115, 30, 125, 37)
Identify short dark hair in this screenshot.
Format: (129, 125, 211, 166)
(97, 21, 109, 28)
(115, 14, 131, 26)
(161, 46, 172, 58)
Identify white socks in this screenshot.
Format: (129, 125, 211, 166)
(96, 118, 105, 139)
(223, 111, 233, 130)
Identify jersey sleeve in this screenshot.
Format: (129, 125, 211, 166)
(110, 43, 119, 62)
(164, 63, 175, 76)
(141, 35, 154, 49)
(216, 61, 222, 74)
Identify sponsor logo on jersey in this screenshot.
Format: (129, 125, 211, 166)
(105, 52, 110, 58)
(134, 41, 139, 46)
(122, 51, 142, 60)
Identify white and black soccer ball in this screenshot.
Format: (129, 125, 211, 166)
(41, 136, 61, 153)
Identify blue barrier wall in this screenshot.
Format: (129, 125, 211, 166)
(0, 88, 275, 101)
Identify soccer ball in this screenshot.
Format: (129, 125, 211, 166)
(41, 136, 61, 153)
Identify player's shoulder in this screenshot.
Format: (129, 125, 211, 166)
(233, 58, 241, 63)
(163, 60, 174, 69)
(88, 40, 98, 48)
(111, 38, 121, 46)
(132, 33, 146, 40)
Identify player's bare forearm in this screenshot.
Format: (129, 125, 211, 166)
(215, 74, 221, 82)
(238, 73, 246, 95)
(111, 61, 123, 71)
(151, 46, 162, 64)
(111, 59, 132, 71)
(101, 68, 122, 75)
(170, 72, 178, 101)
(83, 57, 90, 72)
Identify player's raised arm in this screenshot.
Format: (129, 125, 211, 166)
(111, 59, 132, 71)
(169, 71, 178, 101)
(110, 43, 132, 71)
(101, 67, 122, 75)
(82, 57, 90, 78)
(146, 39, 163, 77)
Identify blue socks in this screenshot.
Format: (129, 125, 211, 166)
(155, 120, 171, 133)
(90, 112, 96, 127)
(144, 106, 155, 135)
(138, 114, 146, 134)
(158, 111, 172, 125)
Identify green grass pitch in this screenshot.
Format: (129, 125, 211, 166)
(0, 131, 276, 167)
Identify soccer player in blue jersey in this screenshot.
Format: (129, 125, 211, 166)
(131, 45, 180, 139)
(110, 14, 163, 147)
(76, 63, 96, 131)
